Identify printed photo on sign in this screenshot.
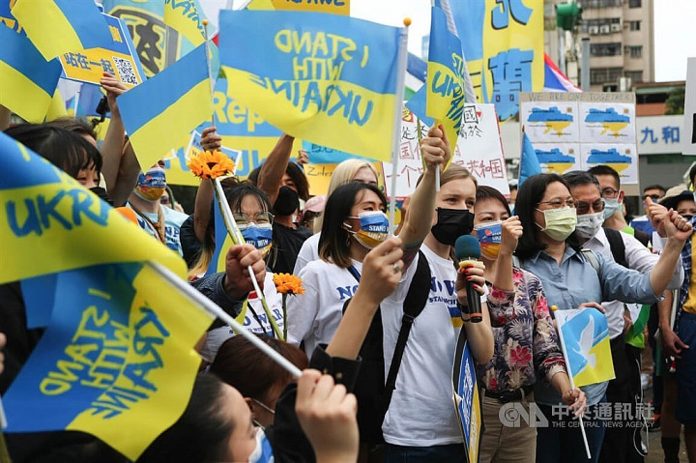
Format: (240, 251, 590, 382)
(581, 143, 638, 185)
(521, 101, 579, 143)
(533, 142, 582, 175)
(579, 102, 636, 144)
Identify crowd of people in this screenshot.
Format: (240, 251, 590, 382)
(2, 75, 696, 463)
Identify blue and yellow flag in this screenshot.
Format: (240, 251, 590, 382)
(0, 25, 62, 122)
(11, 0, 115, 60)
(555, 308, 615, 388)
(0, 131, 185, 284)
(118, 42, 213, 170)
(426, 6, 465, 148)
(4, 262, 214, 460)
(218, 10, 404, 163)
(163, 0, 205, 46)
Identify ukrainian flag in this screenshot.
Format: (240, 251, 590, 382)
(426, 6, 465, 148)
(218, 10, 404, 163)
(11, 0, 115, 60)
(0, 132, 186, 284)
(555, 308, 615, 388)
(118, 42, 213, 170)
(163, 0, 205, 46)
(4, 262, 214, 460)
(0, 25, 62, 122)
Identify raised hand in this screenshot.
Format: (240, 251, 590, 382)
(355, 236, 404, 305)
(223, 244, 266, 299)
(456, 260, 486, 307)
(201, 126, 222, 152)
(500, 216, 523, 256)
(419, 124, 451, 174)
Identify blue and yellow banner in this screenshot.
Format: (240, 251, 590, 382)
(12, 0, 115, 60)
(118, 42, 212, 170)
(218, 10, 404, 163)
(0, 25, 63, 122)
(4, 262, 213, 460)
(445, 0, 543, 120)
(555, 308, 616, 388)
(246, 0, 350, 15)
(163, 0, 205, 47)
(0, 0, 22, 33)
(426, 6, 465, 149)
(0, 131, 185, 284)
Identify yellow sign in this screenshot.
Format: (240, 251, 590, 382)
(246, 0, 350, 15)
(304, 161, 384, 196)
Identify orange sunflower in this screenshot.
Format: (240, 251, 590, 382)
(187, 149, 235, 180)
(273, 273, 304, 295)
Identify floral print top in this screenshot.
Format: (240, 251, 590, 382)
(479, 267, 567, 393)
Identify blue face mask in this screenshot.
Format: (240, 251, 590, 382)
(345, 211, 390, 249)
(603, 198, 621, 220)
(248, 428, 274, 463)
(241, 223, 273, 256)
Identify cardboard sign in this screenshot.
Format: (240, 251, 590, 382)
(683, 58, 696, 155)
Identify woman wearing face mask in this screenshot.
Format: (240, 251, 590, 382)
(473, 186, 585, 463)
(293, 158, 379, 275)
(195, 183, 285, 362)
(127, 164, 189, 256)
(287, 126, 448, 357)
(514, 173, 692, 463)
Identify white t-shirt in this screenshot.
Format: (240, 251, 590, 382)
(200, 272, 283, 362)
(129, 204, 189, 256)
(293, 233, 321, 275)
(381, 244, 466, 447)
(287, 258, 361, 356)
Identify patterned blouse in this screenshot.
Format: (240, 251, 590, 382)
(479, 267, 567, 393)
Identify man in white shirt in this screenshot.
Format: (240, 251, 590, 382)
(564, 171, 683, 463)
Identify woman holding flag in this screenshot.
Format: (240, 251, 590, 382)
(514, 173, 692, 463)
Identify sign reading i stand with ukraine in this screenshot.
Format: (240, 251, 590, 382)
(59, 13, 145, 87)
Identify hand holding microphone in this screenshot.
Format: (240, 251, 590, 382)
(454, 235, 485, 323)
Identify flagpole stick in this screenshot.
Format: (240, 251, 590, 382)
(554, 310, 592, 460)
(0, 398, 9, 463)
(212, 178, 284, 340)
(202, 19, 216, 128)
(388, 19, 410, 231)
(148, 262, 301, 378)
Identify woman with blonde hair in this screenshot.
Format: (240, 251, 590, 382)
(293, 158, 379, 273)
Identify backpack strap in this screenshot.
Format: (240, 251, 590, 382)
(581, 249, 601, 275)
(604, 227, 628, 268)
(383, 250, 431, 409)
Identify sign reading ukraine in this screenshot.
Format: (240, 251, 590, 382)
(218, 10, 404, 163)
(555, 308, 615, 388)
(4, 262, 213, 460)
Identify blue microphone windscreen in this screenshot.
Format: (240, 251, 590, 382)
(454, 235, 481, 260)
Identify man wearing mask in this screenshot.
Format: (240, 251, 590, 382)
(127, 163, 189, 256)
(563, 171, 684, 463)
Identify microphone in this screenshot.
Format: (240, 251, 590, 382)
(454, 235, 482, 323)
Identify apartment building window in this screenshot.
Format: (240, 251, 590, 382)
(591, 43, 622, 57)
(628, 20, 641, 31)
(583, 0, 622, 8)
(590, 67, 623, 85)
(583, 17, 622, 34)
(624, 45, 642, 58)
(629, 0, 641, 7)
(625, 70, 643, 83)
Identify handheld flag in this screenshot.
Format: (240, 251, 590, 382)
(218, 10, 404, 163)
(544, 54, 581, 93)
(555, 308, 615, 388)
(11, 0, 114, 60)
(0, 25, 62, 122)
(118, 43, 213, 170)
(519, 132, 542, 186)
(0, 131, 185, 284)
(164, 0, 205, 46)
(4, 262, 214, 460)
(426, 6, 465, 147)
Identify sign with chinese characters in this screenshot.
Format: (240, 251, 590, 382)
(59, 13, 145, 87)
(636, 115, 683, 155)
(520, 92, 639, 185)
(384, 104, 509, 198)
(684, 58, 696, 155)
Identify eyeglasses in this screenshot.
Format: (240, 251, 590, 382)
(642, 194, 662, 202)
(575, 198, 605, 215)
(233, 212, 274, 226)
(600, 187, 620, 199)
(537, 198, 576, 209)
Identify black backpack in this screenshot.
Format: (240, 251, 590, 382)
(604, 227, 628, 268)
(344, 250, 432, 445)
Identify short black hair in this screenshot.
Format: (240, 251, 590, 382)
(248, 161, 310, 201)
(223, 181, 272, 217)
(5, 123, 102, 178)
(643, 184, 666, 194)
(514, 173, 582, 260)
(476, 185, 511, 216)
(563, 170, 600, 189)
(319, 182, 387, 268)
(587, 165, 620, 189)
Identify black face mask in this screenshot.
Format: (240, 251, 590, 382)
(90, 186, 113, 206)
(273, 186, 299, 217)
(430, 208, 474, 245)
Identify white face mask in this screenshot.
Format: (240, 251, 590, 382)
(575, 211, 604, 240)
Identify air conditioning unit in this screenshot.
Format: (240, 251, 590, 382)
(611, 23, 621, 32)
(589, 25, 599, 34)
(600, 25, 611, 34)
